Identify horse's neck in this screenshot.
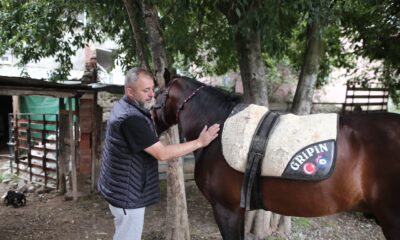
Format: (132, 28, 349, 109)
(180, 117, 208, 142)
(180, 99, 234, 142)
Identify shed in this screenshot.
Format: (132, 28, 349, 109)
(0, 76, 123, 199)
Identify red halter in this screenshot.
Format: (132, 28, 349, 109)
(176, 85, 205, 122)
(153, 78, 206, 127)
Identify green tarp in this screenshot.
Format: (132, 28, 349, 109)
(19, 96, 76, 134)
(20, 96, 59, 121)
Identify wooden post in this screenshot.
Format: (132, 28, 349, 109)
(74, 97, 80, 173)
(68, 97, 78, 200)
(58, 98, 68, 194)
(91, 93, 101, 192)
(12, 96, 19, 173)
(12, 96, 19, 120)
(42, 114, 48, 188)
(27, 115, 32, 182)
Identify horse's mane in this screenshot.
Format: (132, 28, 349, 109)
(175, 76, 242, 101)
(174, 76, 242, 101)
(214, 86, 243, 103)
(174, 76, 242, 122)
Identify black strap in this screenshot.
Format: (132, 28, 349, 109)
(240, 111, 280, 210)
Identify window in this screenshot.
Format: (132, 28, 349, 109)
(0, 52, 12, 64)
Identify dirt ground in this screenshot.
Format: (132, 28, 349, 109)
(0, 156, 386, 240)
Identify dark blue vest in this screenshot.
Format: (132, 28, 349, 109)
(97, 96, 160, 209)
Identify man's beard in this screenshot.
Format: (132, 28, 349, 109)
(143, 98, 155, 110)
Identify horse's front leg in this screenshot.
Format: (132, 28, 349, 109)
(375, 208, 400, 240)
(212, 203, 245, 240)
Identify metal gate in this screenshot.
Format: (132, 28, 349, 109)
(8, 113, 59, 189)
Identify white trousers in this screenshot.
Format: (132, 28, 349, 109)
(109, 204, 145, 240)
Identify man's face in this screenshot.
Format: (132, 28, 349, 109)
(127, 73, 155, 107)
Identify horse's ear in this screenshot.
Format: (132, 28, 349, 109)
(164, 68, 171, 86)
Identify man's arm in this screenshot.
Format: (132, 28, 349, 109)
(144, 124, 220, 161)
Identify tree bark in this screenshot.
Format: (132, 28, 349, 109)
(140, 0, 169, 88)
(234, 29, 269, 105)
(234, 24, 291, 240)
(216, 1, 291, 237)
(122, 0, 150, 70)
(140, 1, 190, 239)
(291, 17, 321, 115)
(163, 126, 191, 240)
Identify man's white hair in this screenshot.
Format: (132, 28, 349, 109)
(125, 68, 153, 89)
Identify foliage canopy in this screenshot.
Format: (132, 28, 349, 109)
(0, 0, 398, 95)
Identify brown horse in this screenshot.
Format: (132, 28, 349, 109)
(152, 75, 400, 240)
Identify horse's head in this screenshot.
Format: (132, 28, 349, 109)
(151, 74, 207, 135)
(152, 77, 178, 134)
(152, 73, 241, 139)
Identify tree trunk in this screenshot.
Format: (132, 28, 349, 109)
(163, 126, 191, 240)
(234, 29, 269, 105)
(140, 1, 190, 239)
(230, 8, 291, 240)
(122, 0, 150, 70)
(291, 17, 321, 115)
(140, 0, 169, 88)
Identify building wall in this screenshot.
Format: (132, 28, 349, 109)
(0, 49, 85, 80)
(0, 41, 125, 85)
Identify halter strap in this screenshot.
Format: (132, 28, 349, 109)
(153, 78, 179, 110)
(152, 78, 179, 128)
(176, 85, 205, 122)
(153, 78, 206, 142)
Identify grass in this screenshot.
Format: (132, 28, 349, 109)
(262, 217, 312, 240)
(292, 217, 311, 229)
(266, 235, 287, 240)
(0, 171, 19, 184)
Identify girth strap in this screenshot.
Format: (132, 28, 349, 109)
(240, 111, 280, 210)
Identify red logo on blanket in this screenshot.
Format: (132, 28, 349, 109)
(303, 163, 316, 175)
(282, 140, 336, 180)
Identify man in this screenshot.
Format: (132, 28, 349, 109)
(98, 68, 220, 240)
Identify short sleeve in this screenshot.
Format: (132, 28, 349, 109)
(121, 115, 159, 153)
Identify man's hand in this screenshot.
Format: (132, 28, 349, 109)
(198, 124, 220, 147)
(145, 123, 221, 161)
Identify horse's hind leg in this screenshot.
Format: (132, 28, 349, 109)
(212, 204, 245, 240)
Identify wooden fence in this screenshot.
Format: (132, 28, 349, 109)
(9, 113, 59, 189)
(342, 84, 389, 114)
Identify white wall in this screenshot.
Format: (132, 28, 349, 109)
(0, 43, 124, 85)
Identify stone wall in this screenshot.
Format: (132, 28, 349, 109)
(97, 91, 122, 122)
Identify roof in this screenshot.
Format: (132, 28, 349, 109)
(0, 76, 123, 97)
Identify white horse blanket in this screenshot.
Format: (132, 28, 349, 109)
(222, 104, 338, 179)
